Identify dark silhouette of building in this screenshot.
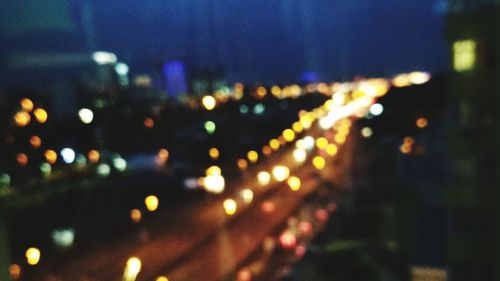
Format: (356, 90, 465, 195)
(446, 1, 500, 280)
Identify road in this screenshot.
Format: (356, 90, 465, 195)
(34, 78, 381, 281)
(36, 121, 353, 281)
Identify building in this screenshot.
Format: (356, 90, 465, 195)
(445, 1, 500, 280)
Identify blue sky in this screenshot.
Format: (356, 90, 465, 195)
(2, 0, 449, 84)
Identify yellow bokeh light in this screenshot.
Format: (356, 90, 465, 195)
(299, 115, 313, 129)
(29, 135, 42, 149)
(392, 74, 411, 88)
(292, 122, 303, 133)
(145, 195, 159, 212)
(206, 165, 222, 176)
(453, 39, 476, 72)
(257, 171, 271, 186)
(271, 86, 281, 97)
(315, 137, 328, 150)
(130, 209, 142, 223)
(25, 248, 40, 266)
(88, 150, 100, 163)
(312, 156, 326, 170)
(247, 150, 259, 163)
(287, 176, 301, 191)
(332, 92, 346, 106)
(272, 165, 290, 182)
(202, 95, 217, 110)
(13, 111, 31, 127)
(326, 144, 338, 157)
(269, 139, 280, 151)
(416, 117, 428, 128)
(323, 99, 333, 110)
(123, 257, 142, 281)
(223, 199, 237, 215)
(339, 126, 350, 135)
(290, 84, 301, 96)
(20, 98, 34, 112)
(203, 174, 225, 194)
(318, 83, 329, 94)
(340, 118, 352, 127)
(237, 159, 248, 170)
(256, 86, 267, 98)
(351, 90, 366, 100)
(156, 277, 169, 281)
(335, 134, 347, 144)
(282, 129, 295, 142)
(209, 147, 220, 160)
(44, 150, 57, 164)
(33, 108, 48, 123)
(409, 72, 431, 85)
(240, 189, 254, 204)
(158, 148, 169, 159)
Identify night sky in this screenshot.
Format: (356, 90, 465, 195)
(1, 0, 449, 84)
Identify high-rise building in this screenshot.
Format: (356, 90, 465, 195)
(445, 1, 500, 280)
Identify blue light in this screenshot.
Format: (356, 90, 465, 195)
(60, 148, 76, 164)
(163, 60, 188, 97)
(301, 71, 319, 83)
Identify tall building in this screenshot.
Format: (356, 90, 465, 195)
(445, 1, 500, 280)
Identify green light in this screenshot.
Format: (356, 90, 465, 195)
(239, 105, 249, 114)
(253, 103, 265, 115)
(93, 99, 106, 108)
(204, 121, 216, 134)
(0, 174, 10, 188)
(113, 157, 127, 172)
(40, 163, 52, 177)
(75, 154, 87, 165)
(97, 164, 111, 177)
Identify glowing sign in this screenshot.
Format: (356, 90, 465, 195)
(453, 40, 476, 72)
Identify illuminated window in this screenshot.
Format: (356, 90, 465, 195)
(453, 39, 476, 72)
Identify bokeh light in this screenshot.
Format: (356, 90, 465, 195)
(223, 199, 237, 215)
(312, 156, 326, 170)
(287, 176, 301, 191)
(33, 108, 48, 123)
(78, 108, 94, 124)
(257, 171, 271, 186)
(202, 95, 217, 110)
(25, 247, 41, 265)
(272, 165, 290, 182)
(247, 150, 258, 163)
(209, 147, 220, 160)
(13, 111, 30, 127)
(20, 98, 34, 112)
(60, 148, 76, 164)
(44, 150, 57, 164)
(145, 195, 159, 212)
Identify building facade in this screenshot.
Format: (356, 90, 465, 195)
(445, 1, 500, 280)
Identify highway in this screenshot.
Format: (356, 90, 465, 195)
(10, 73, 432, 281)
